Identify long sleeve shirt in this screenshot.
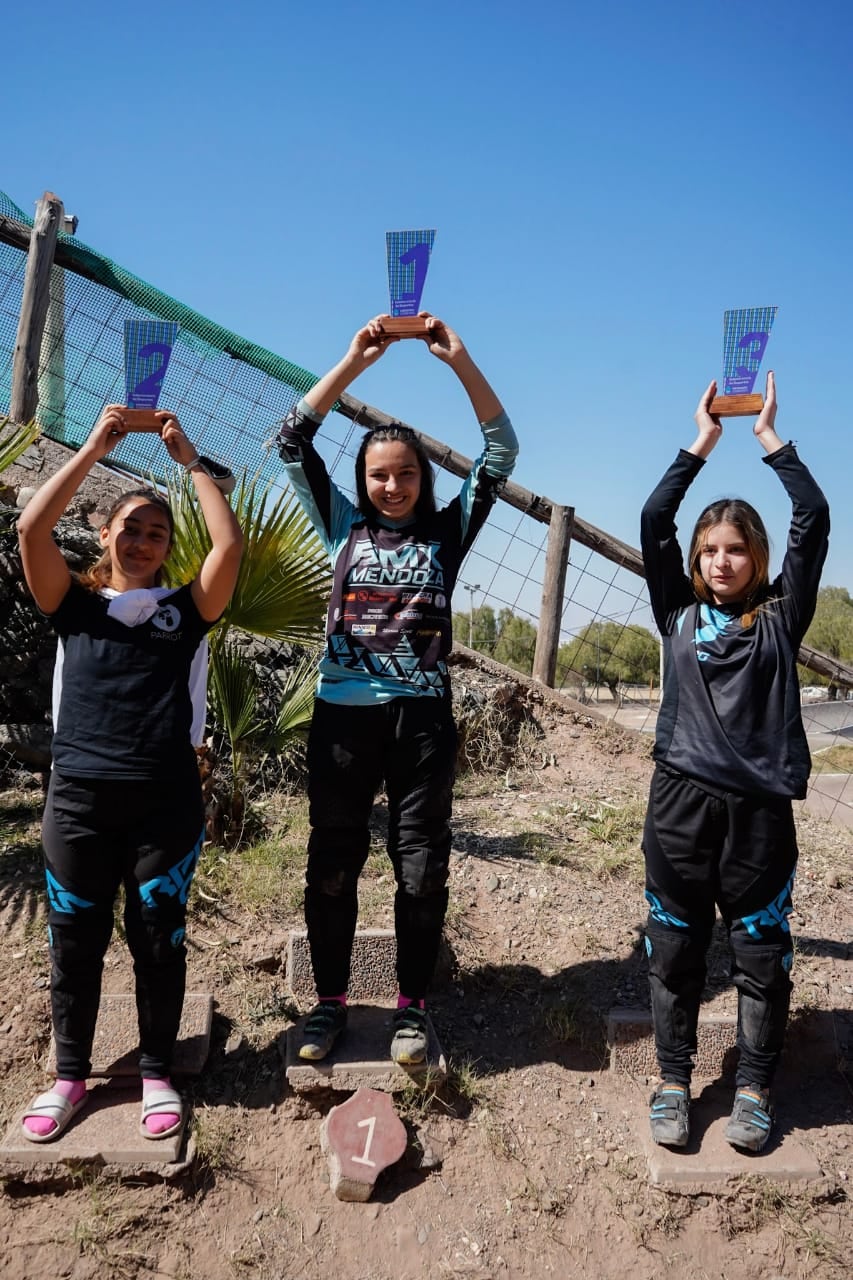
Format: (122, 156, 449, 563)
(640, 444, 829, 799)
(277, 399, 518, 704)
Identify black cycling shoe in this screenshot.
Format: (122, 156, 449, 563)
(724, 1086, 774, 1152)
(298, 1001, 348, 1060)
(649, 1082, 690, 1147)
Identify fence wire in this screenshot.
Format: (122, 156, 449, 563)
(1, 191, 850, 830)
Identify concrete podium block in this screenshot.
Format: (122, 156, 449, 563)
(287, 930, 399, 1004)
(608, 1008, 737, 1080)
(285, 1004, 446, 1094)
(0, 1081, 192, 1173)
(320, 1088, 407, 1201)
(637, 1086, 822, 1190)
(46, 993, 213, 1077)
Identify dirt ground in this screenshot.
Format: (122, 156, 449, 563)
(1, 671, 851, 1280)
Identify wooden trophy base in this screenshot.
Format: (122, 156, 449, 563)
(382, 316, 429, 338)
(709, 394, 764, 417)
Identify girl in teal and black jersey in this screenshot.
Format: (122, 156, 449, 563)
(275, 314, 518, 1067)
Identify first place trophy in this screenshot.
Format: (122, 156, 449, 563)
(381, 229, 436, 338)
(709, 306, 778, 417)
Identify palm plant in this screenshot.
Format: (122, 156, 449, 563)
(0, 417, 40, 474)
(165, 468, 330, 835)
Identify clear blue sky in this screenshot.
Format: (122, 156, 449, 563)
(4, 0, 852, 593)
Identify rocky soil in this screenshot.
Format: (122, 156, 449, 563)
(0, 660, 851, 1280)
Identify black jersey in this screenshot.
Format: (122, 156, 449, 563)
(640, 444, 829, 800)
(48, 581, 213, 780)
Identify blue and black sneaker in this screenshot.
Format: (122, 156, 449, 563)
(298, 1001, 347, 1061)
(649, 1082, 690, 1147)
(724, 1086, 774, 1152)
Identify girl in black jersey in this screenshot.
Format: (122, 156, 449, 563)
(17, 406, 242, 1142)
(276, 314, 518, 1066)
(640, 372, 829, 1152)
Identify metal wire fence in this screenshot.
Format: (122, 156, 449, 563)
(1, 189, 850, 828)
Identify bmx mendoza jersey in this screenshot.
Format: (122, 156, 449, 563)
(277, 399, 518, 705)
(47, 581, 214, 780)
(641, 444, 829, 801)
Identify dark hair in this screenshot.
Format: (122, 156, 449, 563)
(688, 498, 771, 627)
(77, 488, 175, 592)
(354, 423, 436, 521)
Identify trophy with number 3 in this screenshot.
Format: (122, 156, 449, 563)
(709, 306, 778, 417)
(381, 229, 436, 338)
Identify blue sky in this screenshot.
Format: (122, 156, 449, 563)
(4, 0, 852, 595)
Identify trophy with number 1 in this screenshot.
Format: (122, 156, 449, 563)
(381, 229, 436, 338)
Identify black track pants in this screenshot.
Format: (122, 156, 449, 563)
(642, 765, 798, 1088)
(305, 696, 456, 1000)
(42, 765, 204, 1079)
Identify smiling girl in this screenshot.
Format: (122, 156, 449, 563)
(17, 406, 242, 1142)
(275, 314, 518, 1066)
(640, 372, 830, 1153)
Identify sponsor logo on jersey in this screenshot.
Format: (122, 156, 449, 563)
(397, 610, 422, 620)
(152, 603, 181, 632)
(402, 591, 433, 604)
(348, 539, 445, 588)
(351, 624, 377, 636)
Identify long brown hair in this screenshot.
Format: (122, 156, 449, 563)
(77, 489, 174, 592)
(688, 499, 771, 628)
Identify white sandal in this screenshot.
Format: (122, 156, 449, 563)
(140, 1086, 185, 1140)
(21, 1089, 88, 1143)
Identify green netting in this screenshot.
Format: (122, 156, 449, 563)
(0, 190, 319, 485)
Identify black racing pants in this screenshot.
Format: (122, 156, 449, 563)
(643, 764, 798, 1089)
(305, 695, 456, 1001)
(42, 764, 204, 1080)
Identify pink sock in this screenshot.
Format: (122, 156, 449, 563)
(318, 993, 347, 1005)
(23, 1078, 86, 1137)
(397, 995, 425, 1010)
(143, 1076, 180, 1135)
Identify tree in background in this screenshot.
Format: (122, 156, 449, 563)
(452, 603, 498, 654)
(802, 586, 853, 698)
(556, 621, 659, 699)
(493, 607, 538, 674)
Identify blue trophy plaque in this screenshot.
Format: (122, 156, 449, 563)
(383, 230, 436, 337)
(709, 306, 778, 416)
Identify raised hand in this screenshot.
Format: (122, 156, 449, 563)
(87, 405, 129, 459)
(420, 313, 466, 364)
(159, 416, 198, 467)
(688, 381, 723, 459)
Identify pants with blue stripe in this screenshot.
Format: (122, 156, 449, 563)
(642, 765, 798, 1088)
(41, 763, 204, 1080)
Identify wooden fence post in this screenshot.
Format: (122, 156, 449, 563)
(10, 191, 64, 424)
(532, 503, 574, 688)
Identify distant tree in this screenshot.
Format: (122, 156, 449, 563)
(452, 603, 498, 654)
(801, 586, 853, 698)
(493, 608, 538, 675)
(556, 621, 659, 699)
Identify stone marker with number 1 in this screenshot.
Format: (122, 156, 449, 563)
(320, 1087, 407, 1201)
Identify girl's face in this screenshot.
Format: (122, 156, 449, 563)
(100, 497, 173, 589)
(698, 521, 755, 605)
(363, 439, 422, 521)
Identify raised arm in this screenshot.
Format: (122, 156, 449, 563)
(302, 317, 399, 417)
(17, 405, 128, 613)
(756, 372, 830, 641)
(161, 421, 243, 623)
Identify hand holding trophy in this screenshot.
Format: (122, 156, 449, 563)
(380, 230, 436, 338)
(709, 306, 778, 417)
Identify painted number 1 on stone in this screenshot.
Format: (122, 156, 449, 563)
(351, 1115, 377, 1167)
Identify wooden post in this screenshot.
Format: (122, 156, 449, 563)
(38, 210, 76, 436)
(10, 191, 64, 424)
(532, 503, 574, 688)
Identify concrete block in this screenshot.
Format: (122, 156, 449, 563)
(608, 1008, 738, 1081)
(46, 993, 213, 1077)
(0, 1081, 192, 1174)
(285, 1004, 446, 1094)
(320, 1088, 407, 1201)
(637, 1085, 823, 1190)
(287, 930, 399, 1003)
